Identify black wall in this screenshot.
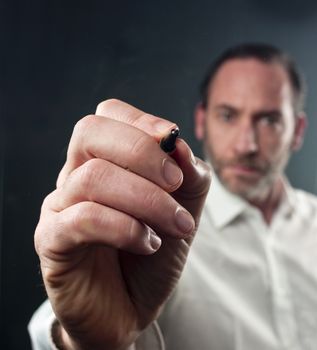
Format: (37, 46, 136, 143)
(2, 0, 317, 348)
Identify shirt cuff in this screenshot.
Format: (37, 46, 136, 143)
(28, 299, 57, 350)
(135, 321, 165, 350)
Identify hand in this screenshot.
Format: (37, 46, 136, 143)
(35, 99, 211, 350)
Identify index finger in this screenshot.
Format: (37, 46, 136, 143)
(57, 99, 178, 187)
(96, 99, 176, 138)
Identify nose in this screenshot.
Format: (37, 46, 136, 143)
(234, 122, 258, 155)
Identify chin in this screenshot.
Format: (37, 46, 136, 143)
(221, 175, 270, 201)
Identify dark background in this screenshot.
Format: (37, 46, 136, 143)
(2, 0, 317, 348)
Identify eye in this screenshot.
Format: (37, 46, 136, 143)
(218, 109, 234, 122)
(259, 114, 281, 126)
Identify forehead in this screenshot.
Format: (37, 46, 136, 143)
(207, 58, 292, 109)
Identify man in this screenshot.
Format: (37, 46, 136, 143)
(29, 44, 317, 350)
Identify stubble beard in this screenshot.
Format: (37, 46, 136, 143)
(204, 143, 291, 202)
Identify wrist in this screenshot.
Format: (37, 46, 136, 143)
(51, 319, 75, 350)
(51, 319, 136, 350)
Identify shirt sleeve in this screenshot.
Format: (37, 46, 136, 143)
(28, 299, 56, 350)
(28, 299, 165, 350)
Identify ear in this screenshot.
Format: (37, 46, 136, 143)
(292, 112, 307, 151)
(194, 103, 206, 141)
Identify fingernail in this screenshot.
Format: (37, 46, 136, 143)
(162, 159, 183, 187)
(149, 231, 162, 251)
(175, 208, 195, 235)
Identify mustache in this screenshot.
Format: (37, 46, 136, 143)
(220, 157, 267, 172)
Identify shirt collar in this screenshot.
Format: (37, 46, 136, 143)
(273, 177, 296, 220)
(205, 171, 296, 229)
(205, 173, 249, 229)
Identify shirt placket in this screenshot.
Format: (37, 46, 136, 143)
(265, 216, 300, 350)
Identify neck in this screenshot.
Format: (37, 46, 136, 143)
(248, 178, 284, 225)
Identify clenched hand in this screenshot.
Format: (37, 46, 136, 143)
(35, 100, 211, 350)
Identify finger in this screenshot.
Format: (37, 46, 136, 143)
(95, 99, 175, 138)
(35, 201, 162, 259)
(171, 139, 212, 227)
(57, 116, 183, 192)
(58, 99, 177, 187)
(51, 159, 195, 238)
(172, 139, 211, 198)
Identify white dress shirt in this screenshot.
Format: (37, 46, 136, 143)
(29, 175, 317, 350)
(159, 175, 317, 350)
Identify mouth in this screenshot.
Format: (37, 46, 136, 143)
(227, 164, 264, 179)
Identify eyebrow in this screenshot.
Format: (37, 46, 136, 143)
(213, 104, 282, 118)
(213, 104, 239, 113)
(254, 110, 282, 118)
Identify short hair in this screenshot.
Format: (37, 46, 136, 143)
(200, 43, 306, 114)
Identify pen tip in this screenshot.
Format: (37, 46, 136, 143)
(160, 127, 180, 153)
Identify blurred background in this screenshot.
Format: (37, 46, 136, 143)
(2, 0, 317, 348)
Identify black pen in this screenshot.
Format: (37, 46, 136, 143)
(159, 128, 180, 153)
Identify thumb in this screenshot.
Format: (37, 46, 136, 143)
(171, 139, 211, 220)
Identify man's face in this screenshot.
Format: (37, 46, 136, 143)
(196, 58, 304, 201)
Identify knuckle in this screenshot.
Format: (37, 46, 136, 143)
(127, 217, 142, 237)
(119, 218, 140, 248)
(69, 202, 98, 233)
(71, 115, 98, 151)
(41, 191, 55, 210)
(75, 158, 106, 192)
(34, 222, 45, 256)
(73, 114, 98, 138)
(129, 133, 151, 159)
(96, 98, 123, 114)
(142, 187, 160, 211)
(34, 216, 59, 258)
(119, 219, 154, 255)
(131, 112, 151, 126)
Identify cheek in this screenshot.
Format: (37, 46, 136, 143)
(259, 115, 296, 156)
(206, 123, 235, 156)
(258, 131, 292, 161)
(206, 128, 229, 160)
